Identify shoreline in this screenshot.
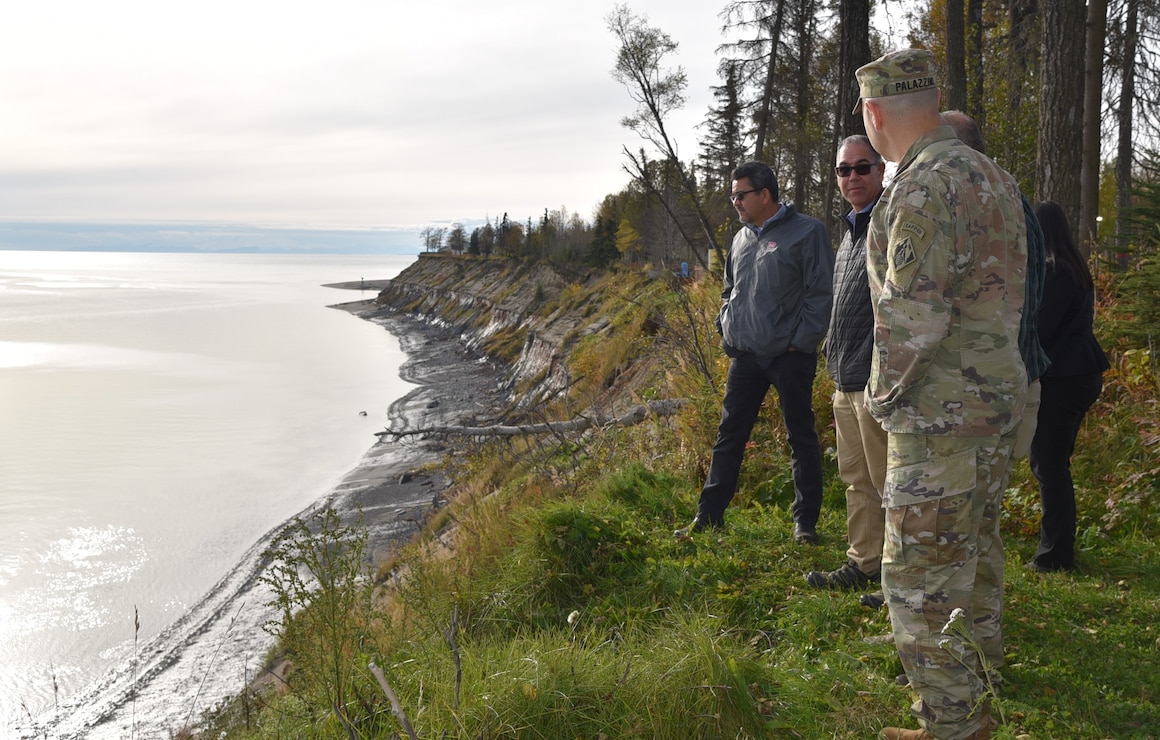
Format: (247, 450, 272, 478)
(323, 297, 508, 565)
(42, 289, 506, 739)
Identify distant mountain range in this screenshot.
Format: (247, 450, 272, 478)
(0, 221, 424, 254)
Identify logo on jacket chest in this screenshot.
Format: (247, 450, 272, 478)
(763, 239, 780, 253)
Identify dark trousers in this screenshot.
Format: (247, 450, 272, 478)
(696, 351, 823, 527)
(1028, 371, 1104, 570)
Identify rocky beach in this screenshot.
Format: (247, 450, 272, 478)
(52, 255, 590, 738)
(322, 288, 510, 564)
(40, 276, 511, 740)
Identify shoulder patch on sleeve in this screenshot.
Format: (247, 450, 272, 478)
(888, 211, 938, 291)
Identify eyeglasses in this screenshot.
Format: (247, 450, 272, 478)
(835, 163, 876, 178)
(729, 188, 761, 203)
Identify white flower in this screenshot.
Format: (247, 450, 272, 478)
(940, 607, 969, 636)
(567, 610, 581, 626)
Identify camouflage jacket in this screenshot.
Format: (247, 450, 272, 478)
(866, 125, 1028, 435)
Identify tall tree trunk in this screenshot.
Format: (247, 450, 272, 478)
(1080, 0, 1108, 257)
(753, 1, 787, 161)
(1003, 0, 1038, 180)
(1115, 0, 1139, 254)
(945, 0, 967, 111)
(791, 0, 816, 207)
(837, 0, 871, 139)
(1037, 0, 1086, 229)
(966, 0, 984, 122)
(830, 0, 872, 234)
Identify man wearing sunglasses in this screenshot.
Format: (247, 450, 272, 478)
(805, 136, 889, 597)
(675, 161, 834, 545)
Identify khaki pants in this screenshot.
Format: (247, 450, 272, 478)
(832, 389, 888, 573)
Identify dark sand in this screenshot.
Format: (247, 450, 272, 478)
(325, 296, 508, 565)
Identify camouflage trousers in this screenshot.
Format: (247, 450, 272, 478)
(882, 431, 1016, 740)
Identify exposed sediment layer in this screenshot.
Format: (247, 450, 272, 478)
(324, 298, 508, 565)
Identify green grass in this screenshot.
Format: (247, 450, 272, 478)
(206, 268, 1159, 739)
(213, 452, 1158, 738)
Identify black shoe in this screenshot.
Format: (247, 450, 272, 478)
(805, 560, 879, 590)
(860, 590, 885, 609)
(674, 517, 720, 539)
(793, 522, 819, 545)
(1028, 560, 1073, 573)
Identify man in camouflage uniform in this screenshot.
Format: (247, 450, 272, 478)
(853, 49, 1028, 740)
(940, 109, 1050, 463)
(939, 109, 1049, 678)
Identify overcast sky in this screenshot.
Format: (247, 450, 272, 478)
(1, 1, 913, 233)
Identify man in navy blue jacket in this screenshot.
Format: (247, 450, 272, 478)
(676, 161, 834, 544)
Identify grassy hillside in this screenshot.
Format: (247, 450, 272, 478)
(205, 255, 1159, 739)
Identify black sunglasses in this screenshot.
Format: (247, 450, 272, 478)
(835, 163, 876, 178)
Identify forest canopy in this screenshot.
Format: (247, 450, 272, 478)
(413, 0, 1160, 356)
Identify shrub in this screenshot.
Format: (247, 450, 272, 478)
(259, 505, 378, 732)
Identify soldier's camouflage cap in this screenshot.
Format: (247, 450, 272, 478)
(852, 48, 938, 114)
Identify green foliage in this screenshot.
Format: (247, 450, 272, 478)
(258, 505, 380, 733)
(1121, 150, 1160, 255)
(525, 499, 651, 611)
(1000, 555, 1160, 736)
(1007, 298, 1158, 546)
(215, 261, 1160, 740)
(592, 461, 685, 518)
(383, 616, 775, 739)
(1111, 260, 1160, 348)
(585, 213, 620, 268)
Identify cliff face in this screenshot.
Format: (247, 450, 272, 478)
(374, 254, 611, 409)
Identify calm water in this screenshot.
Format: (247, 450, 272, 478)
(0, 250, 417, 736)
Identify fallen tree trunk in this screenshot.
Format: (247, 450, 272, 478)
(377, 399, 683, 439)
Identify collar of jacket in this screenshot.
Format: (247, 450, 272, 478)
(844, 197, 881, 239)
(748, 202, 792, 237)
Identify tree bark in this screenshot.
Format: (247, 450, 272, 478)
(1115, 0, 1139, 255)
(368, 663, 419, 740)
(967, 0, 984, 122)
(1002, 0, 1038, 179)
(836, 0, 871, 139)
(1037, 0, 1086, 228)
(753, 1, 787, 161)
(791, 0, 817, 206)
(945, 0, 967, 112)
(1080, 0, 1108, 258)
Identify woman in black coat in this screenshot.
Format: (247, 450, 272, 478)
(1028, 201, 1110, 572)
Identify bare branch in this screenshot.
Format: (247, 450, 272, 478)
(376, 400, 684, 440)
(368, 662, 419, 740)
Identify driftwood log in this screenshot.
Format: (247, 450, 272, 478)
(376, 399, 683, 439)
